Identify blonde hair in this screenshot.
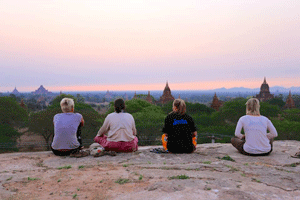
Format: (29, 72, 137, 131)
(246, 98, 260, 115)
(173, 99, 186, 115)
(60, 98, 74, 113)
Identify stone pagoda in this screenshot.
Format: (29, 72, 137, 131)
(146, 91, 153, 104)
(255, 77, 274, 102)
(32, 85, 52, 95)
(211, 93, 223, 111)
(284, 91, 296, 109)
(158, 82, 175, 104)
(11, 87, 20, 95)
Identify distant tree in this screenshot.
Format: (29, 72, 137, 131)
(219, 98, 247, 124)
(132, 105, 166, 145)
(267, 98, 285, 109)
(260, 102, 280, 118)
(76, 94, 85, 103)
(282, 108, 300, 122)
(272, 119, 300, 141)
(0, 97, 28, 126)
(186, 102, 214, 115)
(0, 97, 28, 152)
(0, 124, 21, 152)
(292, 94, 300, 108)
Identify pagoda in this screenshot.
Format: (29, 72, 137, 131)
(158, 82, 175, 104)
(32, 85, 52, 95)
(284, 91, 296, 109)
(255, 77, 274, 102)
(11, 87, 20, 95)
(146, 91, 153, 104)
(211, 93, 223, 111)
(133, 91, 137, 99)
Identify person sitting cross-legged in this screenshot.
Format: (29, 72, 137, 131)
(94, 98, 138, 154)
(51, 98, 89, 157)
(231, 98, 278, 156)
(162, 99, 197, 153)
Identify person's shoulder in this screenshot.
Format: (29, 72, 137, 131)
(238, 115, 248, 121)
(259, 115, 269, 121)
(54, 113, 63, 118)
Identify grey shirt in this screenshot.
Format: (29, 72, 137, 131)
(52, 113, 82, 150)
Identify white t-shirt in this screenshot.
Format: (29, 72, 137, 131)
(97, 112, 137, 142)
(235, 115, 278, 154)
(52, 113, 82, 150)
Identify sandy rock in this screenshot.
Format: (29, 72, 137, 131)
(1, 141, 300, 199)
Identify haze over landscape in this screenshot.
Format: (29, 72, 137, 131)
(1, 1, 300, 92)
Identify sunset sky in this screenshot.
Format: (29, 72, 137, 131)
(1, 0, 299, 92)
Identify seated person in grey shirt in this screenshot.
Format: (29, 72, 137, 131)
(51, 98, 88, 157)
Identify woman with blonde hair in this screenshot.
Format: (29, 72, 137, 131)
(162, 99, 197, 153)
(51, 98, 88, 157)
(231, 98, 278, 156)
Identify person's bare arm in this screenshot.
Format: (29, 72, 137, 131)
(80, 117, 84, 126)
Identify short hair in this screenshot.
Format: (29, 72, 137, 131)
(246, 98, 260, 115)
(114, 98, 125, 113)
(60, 98, 74, 113)
(173, 99, 186, 115)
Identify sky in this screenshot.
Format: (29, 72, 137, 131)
(1, 0, 300, 92)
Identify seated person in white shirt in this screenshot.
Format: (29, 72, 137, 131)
(231, 98, 278, 156)
(94, 98, 138, 153)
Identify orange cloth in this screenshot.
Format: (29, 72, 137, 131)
(162, 134, 197, 151)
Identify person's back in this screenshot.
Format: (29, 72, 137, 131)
(103, 112, 136, 142)
(52, 112, 82, 150)
(231, 98, 277, 156)
(236, 115, 276, 154)
(162, 99, 197, 153)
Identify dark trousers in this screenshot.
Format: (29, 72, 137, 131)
(231, 136, 273, 156)
(51, 124, 83, 156)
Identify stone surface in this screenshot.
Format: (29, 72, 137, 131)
(1, 141, 300, 199)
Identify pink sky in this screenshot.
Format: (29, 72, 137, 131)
(1, 1, 300, 92)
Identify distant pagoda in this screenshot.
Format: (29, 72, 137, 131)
(158, 82, 175, 104)
(284, 91, 296, 109)
(146, 91, 153, 104)
(32, 85, 52, 95)
(211, 93, 223, 111)
(11, 87, 20, 95)
(105, 90, 113, 100)
(255, 77, 274, 102)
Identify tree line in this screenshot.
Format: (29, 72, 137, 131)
(1, 94, 300, 152)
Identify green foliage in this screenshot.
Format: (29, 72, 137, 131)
(267, 98, 285, 109)
(115, 178, 130, 184)
(282, 109, 300, 122)
(133, 105, 166, 146)
(57, 165, 72, 170)
(168, 174, 190, 180)
(218, 155, 235, 162)
(160, 101, 173, 115)
(219, 98, 247, 124)
(272, 119, 300, 140)
(0, 97, 28, 126)
(260, 102, 280, 118)
(0, 124, 21, 152)
(186, 102, 214, 115)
